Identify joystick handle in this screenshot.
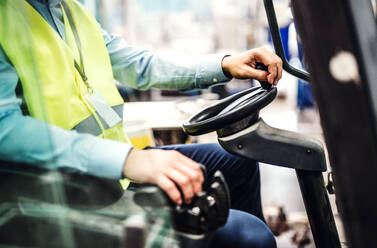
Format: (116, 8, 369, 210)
(255, 63, 272, 90)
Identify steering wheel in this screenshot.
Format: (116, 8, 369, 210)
(183, 76, 277, 137)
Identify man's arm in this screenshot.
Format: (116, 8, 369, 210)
(0, 46, 131, 179)
(102, 30, 282, 90)
(102, 29, 231, 91)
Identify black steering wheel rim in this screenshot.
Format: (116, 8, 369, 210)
(183, 86, 277, 136)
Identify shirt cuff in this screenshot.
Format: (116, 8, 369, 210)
(195, 54, 232, 89)
(86, 137, 133, 179)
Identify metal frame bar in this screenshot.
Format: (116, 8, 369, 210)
(296, 170, 341, 248)
(291, 0, 377, 247)
(263, 0, 310, 81)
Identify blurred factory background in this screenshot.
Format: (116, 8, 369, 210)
(79, 0, 307, 106)
(78, 1, 328, 247)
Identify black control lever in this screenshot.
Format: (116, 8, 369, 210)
(133, 169, 231, 235)
(171, 170, 231, 234)
(256, 63, 272, 90)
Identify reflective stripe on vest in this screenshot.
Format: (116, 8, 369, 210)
(73, 104, 124, 136)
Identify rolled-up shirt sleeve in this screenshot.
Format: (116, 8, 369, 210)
(102, 29, 232, 91)
(0, 46, 130, 179)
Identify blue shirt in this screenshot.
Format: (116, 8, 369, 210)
(0, 0, 230, 179)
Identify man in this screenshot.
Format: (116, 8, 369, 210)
(0, 0, 282, 247)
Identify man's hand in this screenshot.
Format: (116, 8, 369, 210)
(123, 149, 204, 205)
(222, 47, 283, 85)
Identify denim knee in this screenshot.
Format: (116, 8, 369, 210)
(210, 209, 276, 248)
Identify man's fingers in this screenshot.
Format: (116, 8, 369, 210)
(174, 165, 202, 194)
(248, 67, 269, 82)
(271, 55, 283, 84)
(276, 61, 283, 85)
(166, 169, 195, 204)
(267, 64, 278, 85)
(170, 151, 204, 194)
(253, 48, 275, 65)
(156, 175, 182, 205)
(178, 156, 205, 183)
(253, 48, 283, 84)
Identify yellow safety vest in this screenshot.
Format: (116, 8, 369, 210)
(0, 0, 131, 187)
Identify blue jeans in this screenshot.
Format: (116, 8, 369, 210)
(155, 143, 276, 248)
